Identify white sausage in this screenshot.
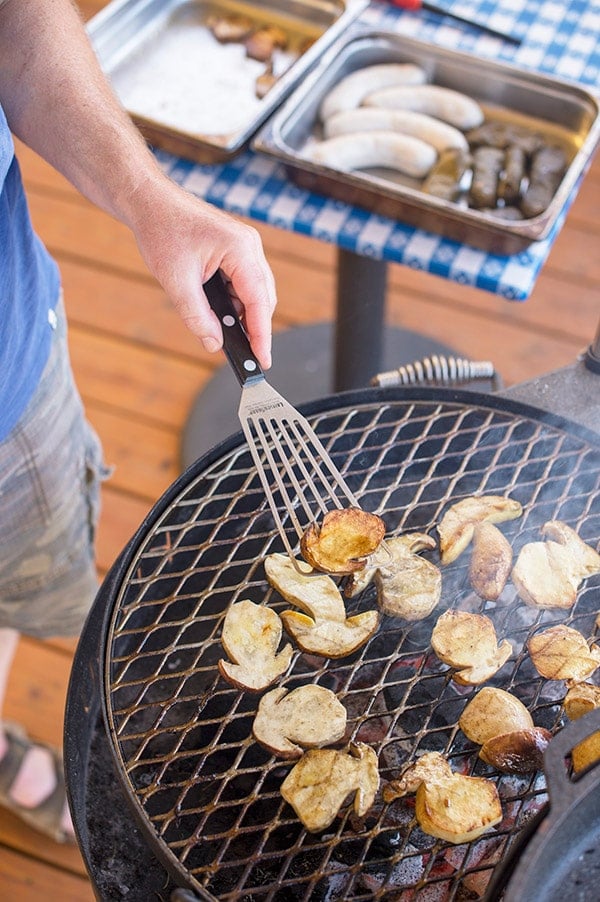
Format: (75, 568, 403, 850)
(304, 131, 437, 178)
(319, 63, 427, 121)
(323, 108, 469, 153)
(364, 85, 484, 131)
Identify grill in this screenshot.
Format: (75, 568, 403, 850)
(66, 381, 600, 901)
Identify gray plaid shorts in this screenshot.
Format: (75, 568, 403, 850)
(0, 296, 111, 638)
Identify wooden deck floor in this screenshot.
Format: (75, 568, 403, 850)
(0, 1, 598, 897)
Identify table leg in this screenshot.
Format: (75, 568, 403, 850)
(334, 248, 388, 392)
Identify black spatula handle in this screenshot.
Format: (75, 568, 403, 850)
(204, 270, 264, 387)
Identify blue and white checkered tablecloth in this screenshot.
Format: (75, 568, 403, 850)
(157, 0, 600, 301)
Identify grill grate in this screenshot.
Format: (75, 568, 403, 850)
(103, 390, 600, 900)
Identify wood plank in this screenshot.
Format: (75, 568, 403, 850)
(69, 325, 212, 430)
(0, 640, 89, 876)
(96, 486, 153, 574)
(86, 402, 180, 501)
(0, 846, 93, 901)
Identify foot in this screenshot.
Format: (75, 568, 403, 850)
(0, 723, 76, 843)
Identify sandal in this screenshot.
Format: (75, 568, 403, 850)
(0, 721, 75, 844)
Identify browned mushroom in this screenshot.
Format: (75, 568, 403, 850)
(479, 727, 551, 774)
(384, 751, 502, 844)
(218, 599, 292, 691)
(437, 495, 522, 564)
(300, 507, 386, 575)
(459, 686, 534, 745)
(563, 682, 600, 772)
(469, 521, 513, 600)
(281, 742, 379, 832)
(512, 520, 600, 609)
(431, 609, 512, 685)
(264, 553, 379, 657)
(252, 685, 347, 758)
(345, 533, 441, 621)
(527, 624, 600, 682)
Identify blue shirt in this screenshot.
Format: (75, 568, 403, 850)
(0, 102, 60, 442)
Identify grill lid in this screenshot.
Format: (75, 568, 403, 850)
(100, 388, 600, 900)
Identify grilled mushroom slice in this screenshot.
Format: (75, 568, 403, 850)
(512, 520, 600, 609)
(479, 727, 551, 774)
(252, 685, 347, 758)
(564, 682, 600, 772)
(300, 507, 386, 575)
(437, 495, 522, 564)
(218, 599, 293, 691)
(384, 751, 502, 844)
(281, 742, 379, 833)
(431, 610, 512, 685)
(346, 533, 441, 621)
(469, 521, 513, 600)
(264, 553, 379, 657)
(459, 687, 534, 745)
(527, 624, 600, 682)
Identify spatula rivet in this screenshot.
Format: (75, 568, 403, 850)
(223, 315, 236, 327)
(244, 360, 258, 372)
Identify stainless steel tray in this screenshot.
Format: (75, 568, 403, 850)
(252, 28, 600, 254)
(87, 0, 367, 162)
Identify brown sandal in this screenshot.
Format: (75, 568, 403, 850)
(0, 722, 75, 844)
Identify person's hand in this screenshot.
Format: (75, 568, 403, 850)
(127, 173, 277, 369)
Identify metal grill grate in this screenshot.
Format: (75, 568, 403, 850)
(103, 390, 600, 900)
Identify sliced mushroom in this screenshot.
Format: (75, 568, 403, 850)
(206, 12, 255, 43)
(469, 522, 513, 600)
(459, 687, 534, 745)
(564, 681, 600, 720)
(264, 553, 379, 657)
(512, 521, 600, 609)
(479, 727, 551, 774)
(218, 599, 293, 691)
(280, 742, 379, 833)
(384, 751, 502, 844)
(431, 609, 512, 685)
(346, 533, 441, 621)
(437, 495, 522, 564)
(252, 685, 347, 758)
(527, 624, 600, 682)
(245, 25, 287, 62)
(564, 682, 600, 772)
(300, 507, 386, 575)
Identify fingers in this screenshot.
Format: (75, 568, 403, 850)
(216, 229, 277, 371)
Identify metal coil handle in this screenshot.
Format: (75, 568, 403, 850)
(371, 354, 499, 389)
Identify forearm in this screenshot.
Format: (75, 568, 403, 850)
(0, 0, 163, 227)
(0, 0, 277, 365)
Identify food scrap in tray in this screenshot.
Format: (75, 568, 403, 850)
(216, 499, 600, 842)
(306, 61, 570, 219)
(207, 11, 305, 99)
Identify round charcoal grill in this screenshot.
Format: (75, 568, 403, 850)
(69, 387, 600, 901)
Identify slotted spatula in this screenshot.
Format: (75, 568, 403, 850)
(205, 270, 359, 558)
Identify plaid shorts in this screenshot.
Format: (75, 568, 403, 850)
(0, 296, 111, 638)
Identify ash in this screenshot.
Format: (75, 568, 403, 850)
(86, 717, 178, 901)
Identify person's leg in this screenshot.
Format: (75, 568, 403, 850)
(0, 627, 74, 837)
(0, 295, 109, 843)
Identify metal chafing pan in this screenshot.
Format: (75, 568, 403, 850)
(87, 0, 367, 163)
(252, 28, 600, 254)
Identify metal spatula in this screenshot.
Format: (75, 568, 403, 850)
(205, 270, 359, 558)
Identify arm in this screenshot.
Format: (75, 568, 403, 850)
(0, 0, 276, 366)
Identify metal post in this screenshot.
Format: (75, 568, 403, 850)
(334, 248, 388, 392)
